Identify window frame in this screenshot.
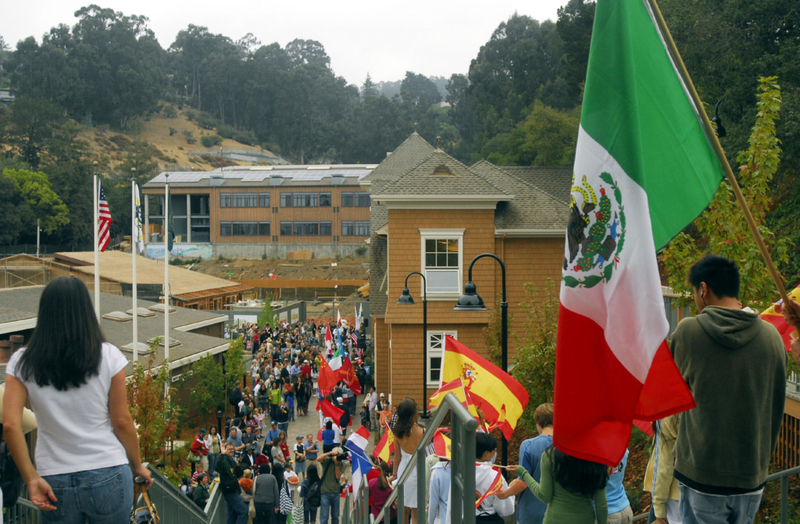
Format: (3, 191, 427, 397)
(319, 192, 332, 207)
(231, 193, 258, 208)
(293, 221, 319, 236)
(220, 222, 232, 236)
(280, 193, 293, 207)
(258, 222, 270, 236)
(293, 193, 319, 208)
(341, 221, 354, 236)
(320, 221, 332, 236)
(354, 192, 371, 207)
(419, 229, 464, 299)
(220, 193, 231, 208)
(427, 331, 457, 387)
(354, 221, 370, 236)
(341, 192, 354, 207)
(280, 221, 292, 236)
(259, 193, 271, 208)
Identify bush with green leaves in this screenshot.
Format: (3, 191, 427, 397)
(217, 124, 234, 139)
(232, 130, 258, 146)
(201, 134, 223, 148)
(511, 279, 558, 435)
(183, 130, 196, 144)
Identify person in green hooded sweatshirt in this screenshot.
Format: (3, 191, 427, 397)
(672, 255, 787, 524)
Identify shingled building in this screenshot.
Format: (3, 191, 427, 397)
(363, 133, 572, 404)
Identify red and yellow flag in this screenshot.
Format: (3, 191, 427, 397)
(760, 285, 800, 351)
(374, 423, 395, 465)
(442, 336, 528, 439)
(432, 429, 452, 460)
(475, 469, 504, 508)
(428, 378, 468, 409)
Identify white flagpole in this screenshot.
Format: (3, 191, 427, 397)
(93, 166, 100, 320)
(131, 170, 139, 363)
(164, 174, 170, 361)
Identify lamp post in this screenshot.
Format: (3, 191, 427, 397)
(217, 410, 223, 437)
(453, 253, 508, 467)
(396, 271, 428, 419)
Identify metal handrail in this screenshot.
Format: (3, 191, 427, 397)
(143, 463, 214, 523)
(632, 465, 800, 524)
(350, 393, 478, 524)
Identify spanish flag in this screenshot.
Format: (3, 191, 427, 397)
(428, 378, 468, 409)
(374, 423, 395, 465)
(432, 429, 452, 461)
(441, 336, 528, 439)
(475, 469, 504, 508)
(760, 285, 800, 351)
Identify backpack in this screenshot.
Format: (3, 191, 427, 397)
(306, 480, 321, 508)
(0, 428, 23, 508)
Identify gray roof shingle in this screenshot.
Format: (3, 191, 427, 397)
(497, 166, 573, 205)
(374, 150, 509, 197)
(470, 160, 569, 230)
(363, 133, 436, 183)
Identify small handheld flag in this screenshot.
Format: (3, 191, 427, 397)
(475, 469, 504, 508)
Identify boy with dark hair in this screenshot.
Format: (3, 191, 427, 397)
(672, 254, 787, 524)
(472, 433, 514, 523)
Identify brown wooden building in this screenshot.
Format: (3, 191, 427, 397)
(141, 165, 376, 258)
(365, 133, 573, 405)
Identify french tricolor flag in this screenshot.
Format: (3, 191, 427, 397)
(345, 426, 370, 454)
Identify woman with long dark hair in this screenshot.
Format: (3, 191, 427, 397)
(392, 397, 424, 524)
(3, 277, 152, 522)
(273, 462, 289, 524)
(513, 445, 609, 523)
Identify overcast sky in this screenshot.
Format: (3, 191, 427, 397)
(2, 0, 566, 85)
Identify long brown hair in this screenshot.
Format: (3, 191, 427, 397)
(392, 397, 418, 439)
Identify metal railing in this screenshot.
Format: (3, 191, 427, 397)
(632, 465, 800, 524)
(4, 488, 41, 524)
(141, 463, 216, 523)
(342, 393, 479, 524)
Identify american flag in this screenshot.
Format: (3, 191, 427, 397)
(97, 183, 112, 252)
(350, 333, 358, 347)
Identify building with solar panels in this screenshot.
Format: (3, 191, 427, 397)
(141, 164, 377, 259)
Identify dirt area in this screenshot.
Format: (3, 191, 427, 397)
(190, 256, 368, 321)
(79, 107, 279, 170)
(192, 256, 369, 282)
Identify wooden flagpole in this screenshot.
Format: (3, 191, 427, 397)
(646, 0, 790, 306)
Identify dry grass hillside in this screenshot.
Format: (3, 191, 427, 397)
(80, 105, 284, 172)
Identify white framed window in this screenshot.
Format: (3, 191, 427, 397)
(428, 331, 457, 387)
(420, 229, 464, 298)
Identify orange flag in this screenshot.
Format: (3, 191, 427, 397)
(374, 423, 395, 464)
(475, 469, 504, 508)
(442, 336, 529, 439)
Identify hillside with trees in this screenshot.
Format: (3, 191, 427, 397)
(0, 0, 798, 289)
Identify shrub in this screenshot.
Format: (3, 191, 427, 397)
(184, 110, 197, 121)
(163, 104, 178, 118)
(196, 114, 218, 130)
(183, 130, 196, 144)
(355, 246, 367, 256)
(232, 130, 258, 146)
(169, 127, 177, 136)
(217, 124, 234, 139)
(201, 134, 223, 148)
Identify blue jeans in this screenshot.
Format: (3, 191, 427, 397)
(320, 492, 340, 524)
(223, 489, 249, 524)
(679, 483, 763, 524)
(279, 422, 289, 434)
(41, 464, 133, 524)
(208, 453, 220, 478)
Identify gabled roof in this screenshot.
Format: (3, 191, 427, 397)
(363, 133, 436, 183)
(470, 160, 569, 231)
(373, 150, 510, 198)
(497, 166, 573, 205)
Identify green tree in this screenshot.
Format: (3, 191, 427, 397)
(187, 354, 226, 415)
(42, 121, 94, 247)
(2, 97, 63, 169)
(481, 102, 580, 166)
(660, 77, 791, 310)
(3, 168, 69, 237)
(556, 0, 596, 107)
(127, 351, 180, 463)
(511, 280, 559, 434)
(258, 295, 276, 329)
(0, 174, 25, 245)
(223, 339, 248, 414)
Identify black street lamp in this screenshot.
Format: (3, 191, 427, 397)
(216, 410, 223, 438)
(453, 253, 508, 467)
(396, 271, 429, 419)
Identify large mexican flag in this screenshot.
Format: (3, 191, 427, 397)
(554, 0, 724, 467)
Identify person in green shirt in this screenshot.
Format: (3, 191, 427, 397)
(194, 473, 210, 508)
(318, 448, 343, 524)
(513, 447, 608, 524)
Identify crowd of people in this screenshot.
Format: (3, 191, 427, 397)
(2, 253, 798, 524)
